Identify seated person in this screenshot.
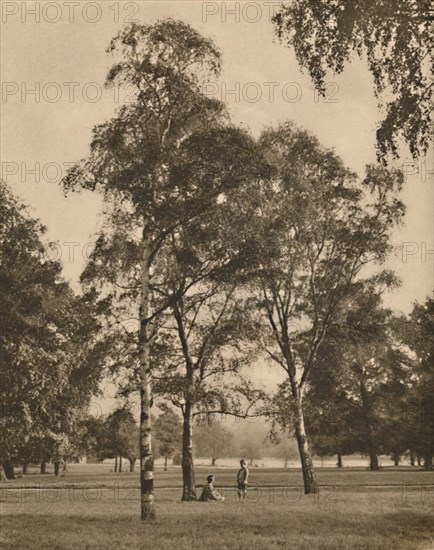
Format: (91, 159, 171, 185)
(198, 474, 225, 501)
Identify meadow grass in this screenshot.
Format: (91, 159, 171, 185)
(1, 468, 433, 549)
(12, 465, 434, 488)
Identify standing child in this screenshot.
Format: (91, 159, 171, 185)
(236, 459, 249, 502)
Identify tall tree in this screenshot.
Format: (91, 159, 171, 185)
(268, 431, 299, 468)
(0, 181, 102, 479)
(306, 288, 414, 470)
(273, 1, 433, 161)
(193, 420, 234, 466)
(64, 20, 257, 520)
(248, 122, 404, 492)
(107, 408, 139, 472)
(154, 405, 182, 471)
(401, 297, 434, 469)
(109, 232, 264, 501)
(147, 191, 263, 501)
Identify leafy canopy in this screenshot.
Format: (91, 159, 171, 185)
(273, 0, 434, 161)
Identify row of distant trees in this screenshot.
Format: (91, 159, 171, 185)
(1, 16, 433, 521)
(86, 405, 181, 473)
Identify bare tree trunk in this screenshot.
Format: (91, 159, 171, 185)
(139, 228, 156, 520)
(293, 396, 317, 494)
(181, 400, 197, 501)
(119, 455, 122, 473)
(337, 453, 343, 468)
(40, 461, 46, 474)
(164, 456, 167, 471)
(114, 455, 118, 473)
(54, 460, 60, 476)
(129, 458, 136, 473)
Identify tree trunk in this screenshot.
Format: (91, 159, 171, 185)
(410, 452, 416, 466)
(174, 304, 197, 502)
(211, 457, 216, 466)
(417, 455, 422, 466)
(129, 458, 136, 473)
(2, 461, 15, 480)
(119, 455, 122, 473)
(423, 453, 433, 470)
(22, 462, 28, 475)
(293, 397, 317, 494)
(181, 400, 197, 501)
(40, 461, 46, 474)
(369, 449, 379, 471)
(139, 228, 156, 520)
(360, 378, 379, 471)
(337, 453, 343, 468)
(164, 456, 168, 471)
(393, 455, 400, 466)
(54, 460, 60, 476)
(114, 455, 118, 473)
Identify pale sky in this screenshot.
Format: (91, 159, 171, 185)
(2, 0, 432, 320)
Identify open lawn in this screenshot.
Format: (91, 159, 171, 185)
(1, 467, 433, 549)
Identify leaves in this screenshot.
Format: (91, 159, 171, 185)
(0, 181, 104, 464)
(273, 0, 434, 161)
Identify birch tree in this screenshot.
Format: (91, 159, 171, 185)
(249, 122, 405, 492)
(63, 20, 257, 519)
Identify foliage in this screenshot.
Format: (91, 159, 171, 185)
(400, 297, 434, 467)
(247, 121, 404, 488)
(0, 181, 103, 472)
(193, 420, 233, 464)
(89, 408, 139, 465)
(273, 0, 434, 160)
(154, 406, 182, 461)
(305, 289, 415, 465)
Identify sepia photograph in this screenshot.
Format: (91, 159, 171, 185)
(1, 1, 433, 548)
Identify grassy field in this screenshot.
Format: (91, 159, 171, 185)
(1, 467, 433, 550)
